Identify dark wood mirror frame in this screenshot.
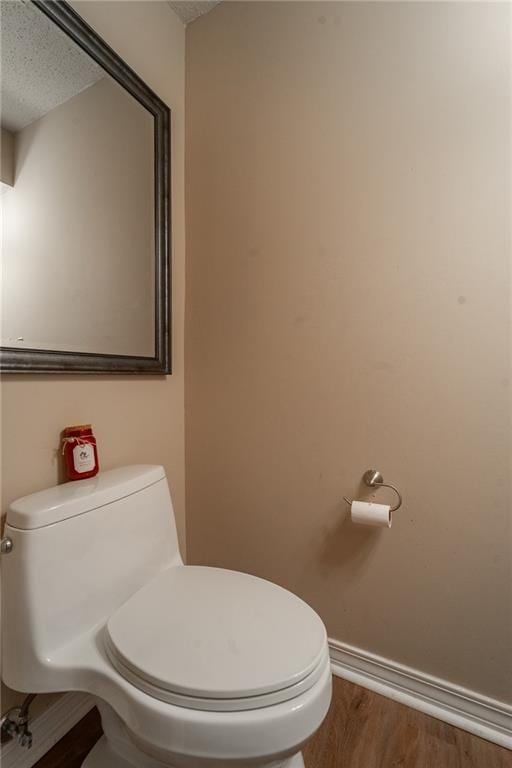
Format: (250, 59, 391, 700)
(0, 0, 171, 374)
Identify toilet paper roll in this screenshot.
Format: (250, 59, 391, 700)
(351, 500, 392, 528)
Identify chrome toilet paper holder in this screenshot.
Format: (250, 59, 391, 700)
(343, 469, 402, 512)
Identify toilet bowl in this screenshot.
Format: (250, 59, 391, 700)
(2, 466, 332, 767)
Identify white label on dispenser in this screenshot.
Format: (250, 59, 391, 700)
(73, 443, 95, 473)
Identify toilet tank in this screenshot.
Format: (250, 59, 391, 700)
(2, 465, 182, 693)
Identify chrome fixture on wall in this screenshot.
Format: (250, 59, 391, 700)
(343, 469, 402, 512)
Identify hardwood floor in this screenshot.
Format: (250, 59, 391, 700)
(33, 708, 102, 768)
(34, 677, 511, 768)
(304, 677, 511, 768)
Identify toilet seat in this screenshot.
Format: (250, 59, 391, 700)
(105, 565, 328, 712)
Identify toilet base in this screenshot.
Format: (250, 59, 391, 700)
(83, 737, 132, 768)
(82, 735, 305, 768)
(85, 700, 306, 768)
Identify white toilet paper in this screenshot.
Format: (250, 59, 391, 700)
(351, 500, 392, 528)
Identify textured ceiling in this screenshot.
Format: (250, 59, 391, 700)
(167, 1, 222, 25)
(1, 0, 104, 132)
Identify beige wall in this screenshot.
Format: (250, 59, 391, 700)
(2, 77, 155, 356)
(1, 0, 185, 713)
(186, 2, 511, 702)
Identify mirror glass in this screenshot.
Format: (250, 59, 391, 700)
(1, 0, 157, 359)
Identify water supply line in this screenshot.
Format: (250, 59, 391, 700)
(0, 693, 36, 748)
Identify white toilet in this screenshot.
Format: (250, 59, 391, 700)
(2, 465, 332, 767)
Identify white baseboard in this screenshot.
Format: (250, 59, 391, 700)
(1, 692, 95, 768)
(329, 637, 512, 750)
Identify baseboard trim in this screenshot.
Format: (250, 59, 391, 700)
(329, 637, 512, 750)
(1, 692, 95, 768)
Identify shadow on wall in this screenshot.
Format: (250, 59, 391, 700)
(318, 503, 382, 584)
(312, 475, 400, 586)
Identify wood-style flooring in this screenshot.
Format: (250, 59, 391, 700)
(304, 677, 511, 768)
(32, 707, 102, 768)
(33, 676, 511, 768)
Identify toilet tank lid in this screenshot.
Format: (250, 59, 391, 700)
(7, 465, 166, 530)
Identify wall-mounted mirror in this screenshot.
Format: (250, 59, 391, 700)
(0, 0, 170, 373)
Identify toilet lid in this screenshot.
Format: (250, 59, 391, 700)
(105, 566, 327, 711)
